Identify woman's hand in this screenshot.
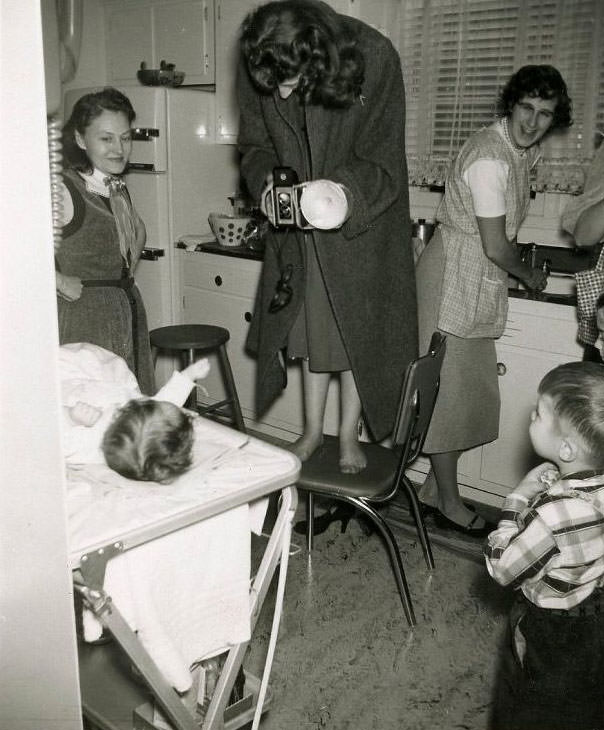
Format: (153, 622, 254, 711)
(521, 267, 548, 292)
(259, 172, 274, 217)
(56, 271, 83, 302)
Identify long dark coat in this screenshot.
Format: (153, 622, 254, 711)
(237, 16, 417, 441)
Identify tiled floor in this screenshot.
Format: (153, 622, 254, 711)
(245, 497, 512, 730)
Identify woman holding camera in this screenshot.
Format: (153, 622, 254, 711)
(238, 0, 417, 478)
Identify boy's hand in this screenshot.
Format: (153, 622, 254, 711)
(515, 462, 559, 501)
(69, 401, 103, 427)
(183, 358, 211, 381)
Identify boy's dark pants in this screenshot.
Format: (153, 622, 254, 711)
(490, 591, 604, 730)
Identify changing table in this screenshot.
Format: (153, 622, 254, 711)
(68, 417, 299, 730)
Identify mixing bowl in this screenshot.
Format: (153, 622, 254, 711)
(208, 213, 253, 247)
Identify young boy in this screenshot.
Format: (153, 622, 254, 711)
(485, 361, 604, 730)
(60, 342, 210, 483)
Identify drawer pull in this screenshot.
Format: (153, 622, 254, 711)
(497, 362, 507, 376)
(244, 311, 252, 322)
(214, 275, 223, 286)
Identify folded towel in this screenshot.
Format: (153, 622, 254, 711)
(83, 505, 252, 691)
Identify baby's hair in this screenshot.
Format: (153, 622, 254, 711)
(538, 361, 604, 467)
(101, 400, 194, 483)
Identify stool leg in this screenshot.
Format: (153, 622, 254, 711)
(217, 344, 246, 432)
(183, 349, 197, 409)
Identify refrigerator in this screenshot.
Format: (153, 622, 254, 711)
(62, 86, 242, 377)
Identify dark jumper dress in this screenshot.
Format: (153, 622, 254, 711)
(56, 170, 155, 395)
(281, 93, 350, 373)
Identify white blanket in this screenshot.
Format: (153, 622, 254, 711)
(68, 419, 298, 691)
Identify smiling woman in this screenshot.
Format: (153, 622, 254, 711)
(55, 87, 155, 394)
(415, 65, 573, 534)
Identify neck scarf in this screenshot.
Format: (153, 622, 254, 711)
(104, 175, 137, 269)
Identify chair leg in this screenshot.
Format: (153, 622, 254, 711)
(346, 497, 416, 627)
(305, 491, 314, 552)
(217, 344, 246, 433)
(403, 475, 435, 570)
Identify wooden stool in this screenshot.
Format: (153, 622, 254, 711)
(149, 324, 246, 432)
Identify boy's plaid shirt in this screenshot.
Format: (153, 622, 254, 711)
(484, 470, 604, 610)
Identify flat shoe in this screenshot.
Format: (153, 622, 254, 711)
(433, 510, 492, 538)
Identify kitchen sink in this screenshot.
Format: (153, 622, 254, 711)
(507, 242, 599, 304)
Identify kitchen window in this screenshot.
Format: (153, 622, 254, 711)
(399, 0, 604, 192)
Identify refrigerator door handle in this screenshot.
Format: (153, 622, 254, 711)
(140, 247, 165, 261)
(132, 127, 160, 141)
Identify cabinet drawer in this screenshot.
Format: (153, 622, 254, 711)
(500, 309, 581, 358)
(180, 252, 262, 299)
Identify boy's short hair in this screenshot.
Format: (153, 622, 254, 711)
(101, 400, 194, 483)
(539, 361, 604, 467)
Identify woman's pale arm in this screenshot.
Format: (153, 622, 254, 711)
(476, 215, 547, 290)
(572, 198, 604, 246)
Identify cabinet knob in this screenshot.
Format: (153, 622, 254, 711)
(214, 275, 223, 286)
(497, 362, 507, 376)
(244, 311, 252, 323)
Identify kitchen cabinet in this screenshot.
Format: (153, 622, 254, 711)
(182, 249, 585, 507)
(179, 250, 340, 439)
(214, 0, 254, 143)
(104, 0, 215, 86)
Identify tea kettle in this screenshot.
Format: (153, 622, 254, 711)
(411, 219, 436, 264)
(411, 218, 436, 245)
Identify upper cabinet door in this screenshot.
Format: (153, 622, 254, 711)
(215, 0, 258, 144)
(154, 1, 215, 85)
(105, 0, 215, 86)
(106, 3, 154, 84)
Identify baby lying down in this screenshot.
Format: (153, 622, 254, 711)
(60, 342, 210, 482)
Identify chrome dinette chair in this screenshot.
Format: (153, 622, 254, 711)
(296, 332, 446, 627)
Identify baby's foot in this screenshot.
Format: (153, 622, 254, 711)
(339, 438, 367, 474)
(286, 432, 323, 462)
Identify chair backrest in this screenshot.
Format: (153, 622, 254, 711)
(392, 332, 446, 466)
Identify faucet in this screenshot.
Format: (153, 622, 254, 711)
(520, 243, 538, 268)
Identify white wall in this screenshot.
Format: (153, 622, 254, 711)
(0, 2, 82, 729)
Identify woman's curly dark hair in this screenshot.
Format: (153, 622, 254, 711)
(101, 399, 195, 484)
(62, 87, 136, 173)
(240, 0, 364, 108)
(497, 65, 573, 131)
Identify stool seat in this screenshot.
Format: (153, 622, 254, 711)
(149, 324, 245, 433)
(149, 324, 230, 352)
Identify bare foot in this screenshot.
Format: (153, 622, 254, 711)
(286, 432, 323, 462)
(339, 438, 367, 474)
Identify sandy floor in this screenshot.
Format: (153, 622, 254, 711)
(247, 512, 513, 730)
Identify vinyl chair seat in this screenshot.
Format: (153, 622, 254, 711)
(299, 436, 399, 501)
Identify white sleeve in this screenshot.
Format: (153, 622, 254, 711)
(152, 371, 194, 406)
(463, 159, 509, 217)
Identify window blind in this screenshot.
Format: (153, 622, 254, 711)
(400, 0, 604, 179)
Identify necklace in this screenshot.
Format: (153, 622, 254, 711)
(501, 117, 526, 156)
